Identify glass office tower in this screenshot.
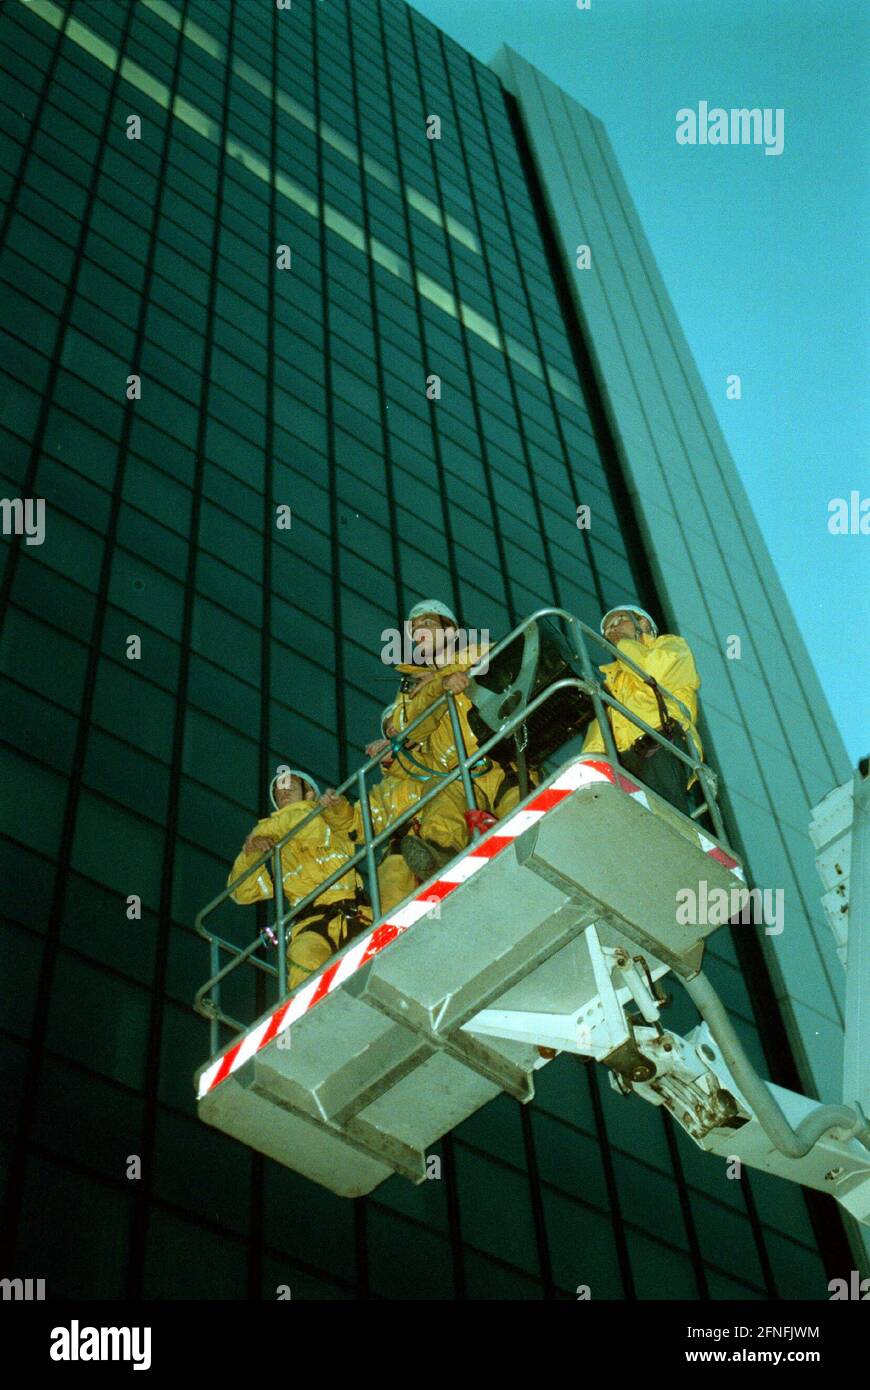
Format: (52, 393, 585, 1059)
(0, 0, 854, 1298)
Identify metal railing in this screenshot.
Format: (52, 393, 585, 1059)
(194, 607, 726, 1054)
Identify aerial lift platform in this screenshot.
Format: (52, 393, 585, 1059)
(193, 609, 870, 1221)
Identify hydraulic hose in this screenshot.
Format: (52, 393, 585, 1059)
(683, 971, 870, 1158)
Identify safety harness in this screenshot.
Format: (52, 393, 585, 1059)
(292, 895, 371, 947)
(604, 673, 683, 759)
(390, 736, 493, 783)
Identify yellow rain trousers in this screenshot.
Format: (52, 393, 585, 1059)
(581, 633, 702, 782)
(227, 801, 370, 989)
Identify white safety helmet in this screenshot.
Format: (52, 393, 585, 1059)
(600, 604, 659, 639)
(269, 765, 321, 809)
(405, 599, 458, 637)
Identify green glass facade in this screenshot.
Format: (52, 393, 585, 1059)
(0, 0, 848, 1298)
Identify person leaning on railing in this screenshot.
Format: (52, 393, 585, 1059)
(384, 599, 536, 888)
(227, 767, 371, 989)
(581, 604, 703, 816)
(319, 600, 487, 909)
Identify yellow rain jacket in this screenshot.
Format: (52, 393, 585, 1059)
(319, 768, 425, 840)
(388, 651, 516, 816)
(391, 672, 485, 774)
(388, 652, 489, 766)
(319, 770, 432, 919)
(582, 633, 702, 761)
(228, 801, 362, 908)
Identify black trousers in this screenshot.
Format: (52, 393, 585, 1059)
(618, 728, 695, 818)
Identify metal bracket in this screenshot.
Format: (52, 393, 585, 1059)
(607, 1026, 750, 1139)
(467, 621, 540, 734)
(465, 923, 670, 1059)
(358, 973, 535, 1102)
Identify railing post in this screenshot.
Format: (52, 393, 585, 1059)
(357, 768, 381, 922)
(573, 618, 621, 769)
(209, 937, 219, 1057)
(564, 612, 584, 667)
(445, 690, 480, 841)
(273, 846, 288, 1000)
(697, 763, 726, 841)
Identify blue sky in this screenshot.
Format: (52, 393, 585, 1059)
(409, 0, 868, 768)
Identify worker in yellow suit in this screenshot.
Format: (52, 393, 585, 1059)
(383, 601, 534, 890)
(318, 708, 429, 917)
(228, 767, 371, 989)
(582, 604, 702, 813)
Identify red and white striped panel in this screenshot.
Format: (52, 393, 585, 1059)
(197, 757, 741, 1098)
